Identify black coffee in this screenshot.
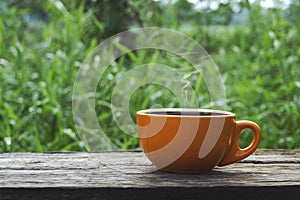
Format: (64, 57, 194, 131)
(145, 111, 228, 116)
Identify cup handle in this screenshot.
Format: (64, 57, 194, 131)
(218, 120, 261, 166)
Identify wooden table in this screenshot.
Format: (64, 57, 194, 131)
(0, 150, 299, 199)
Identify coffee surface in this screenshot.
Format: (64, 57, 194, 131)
(145, 111, 228, 116)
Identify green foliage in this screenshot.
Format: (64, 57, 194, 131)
(0, 0, 99, 151)
(205, 7, 300, 149)
(0, 0, 299, 151)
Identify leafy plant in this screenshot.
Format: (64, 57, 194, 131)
(0, 0, 299, 152)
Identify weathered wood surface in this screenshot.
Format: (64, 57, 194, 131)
(0, 150, 299, 200)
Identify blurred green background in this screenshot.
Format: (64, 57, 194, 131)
(0, 0, 299, 152)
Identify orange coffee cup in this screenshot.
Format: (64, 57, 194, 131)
(136, 108, 261, 173)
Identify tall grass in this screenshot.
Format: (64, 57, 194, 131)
(0, 1, 99, 151)
(198, 6, 300, 148)
(0, 1, 299, 151)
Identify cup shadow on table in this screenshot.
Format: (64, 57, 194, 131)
(134, 167, 250, 185)
(147, 168, 245, 176)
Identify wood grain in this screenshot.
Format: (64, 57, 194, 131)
(0, 150, 299, 199)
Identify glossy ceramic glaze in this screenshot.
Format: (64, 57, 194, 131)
(136, 108, 261, 173)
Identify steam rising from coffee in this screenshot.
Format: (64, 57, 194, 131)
(72, 28, 226, 169)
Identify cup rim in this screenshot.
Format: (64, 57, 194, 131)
(136, 108, 235, 118)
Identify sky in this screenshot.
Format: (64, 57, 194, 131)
(184, 0, 292, 10)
